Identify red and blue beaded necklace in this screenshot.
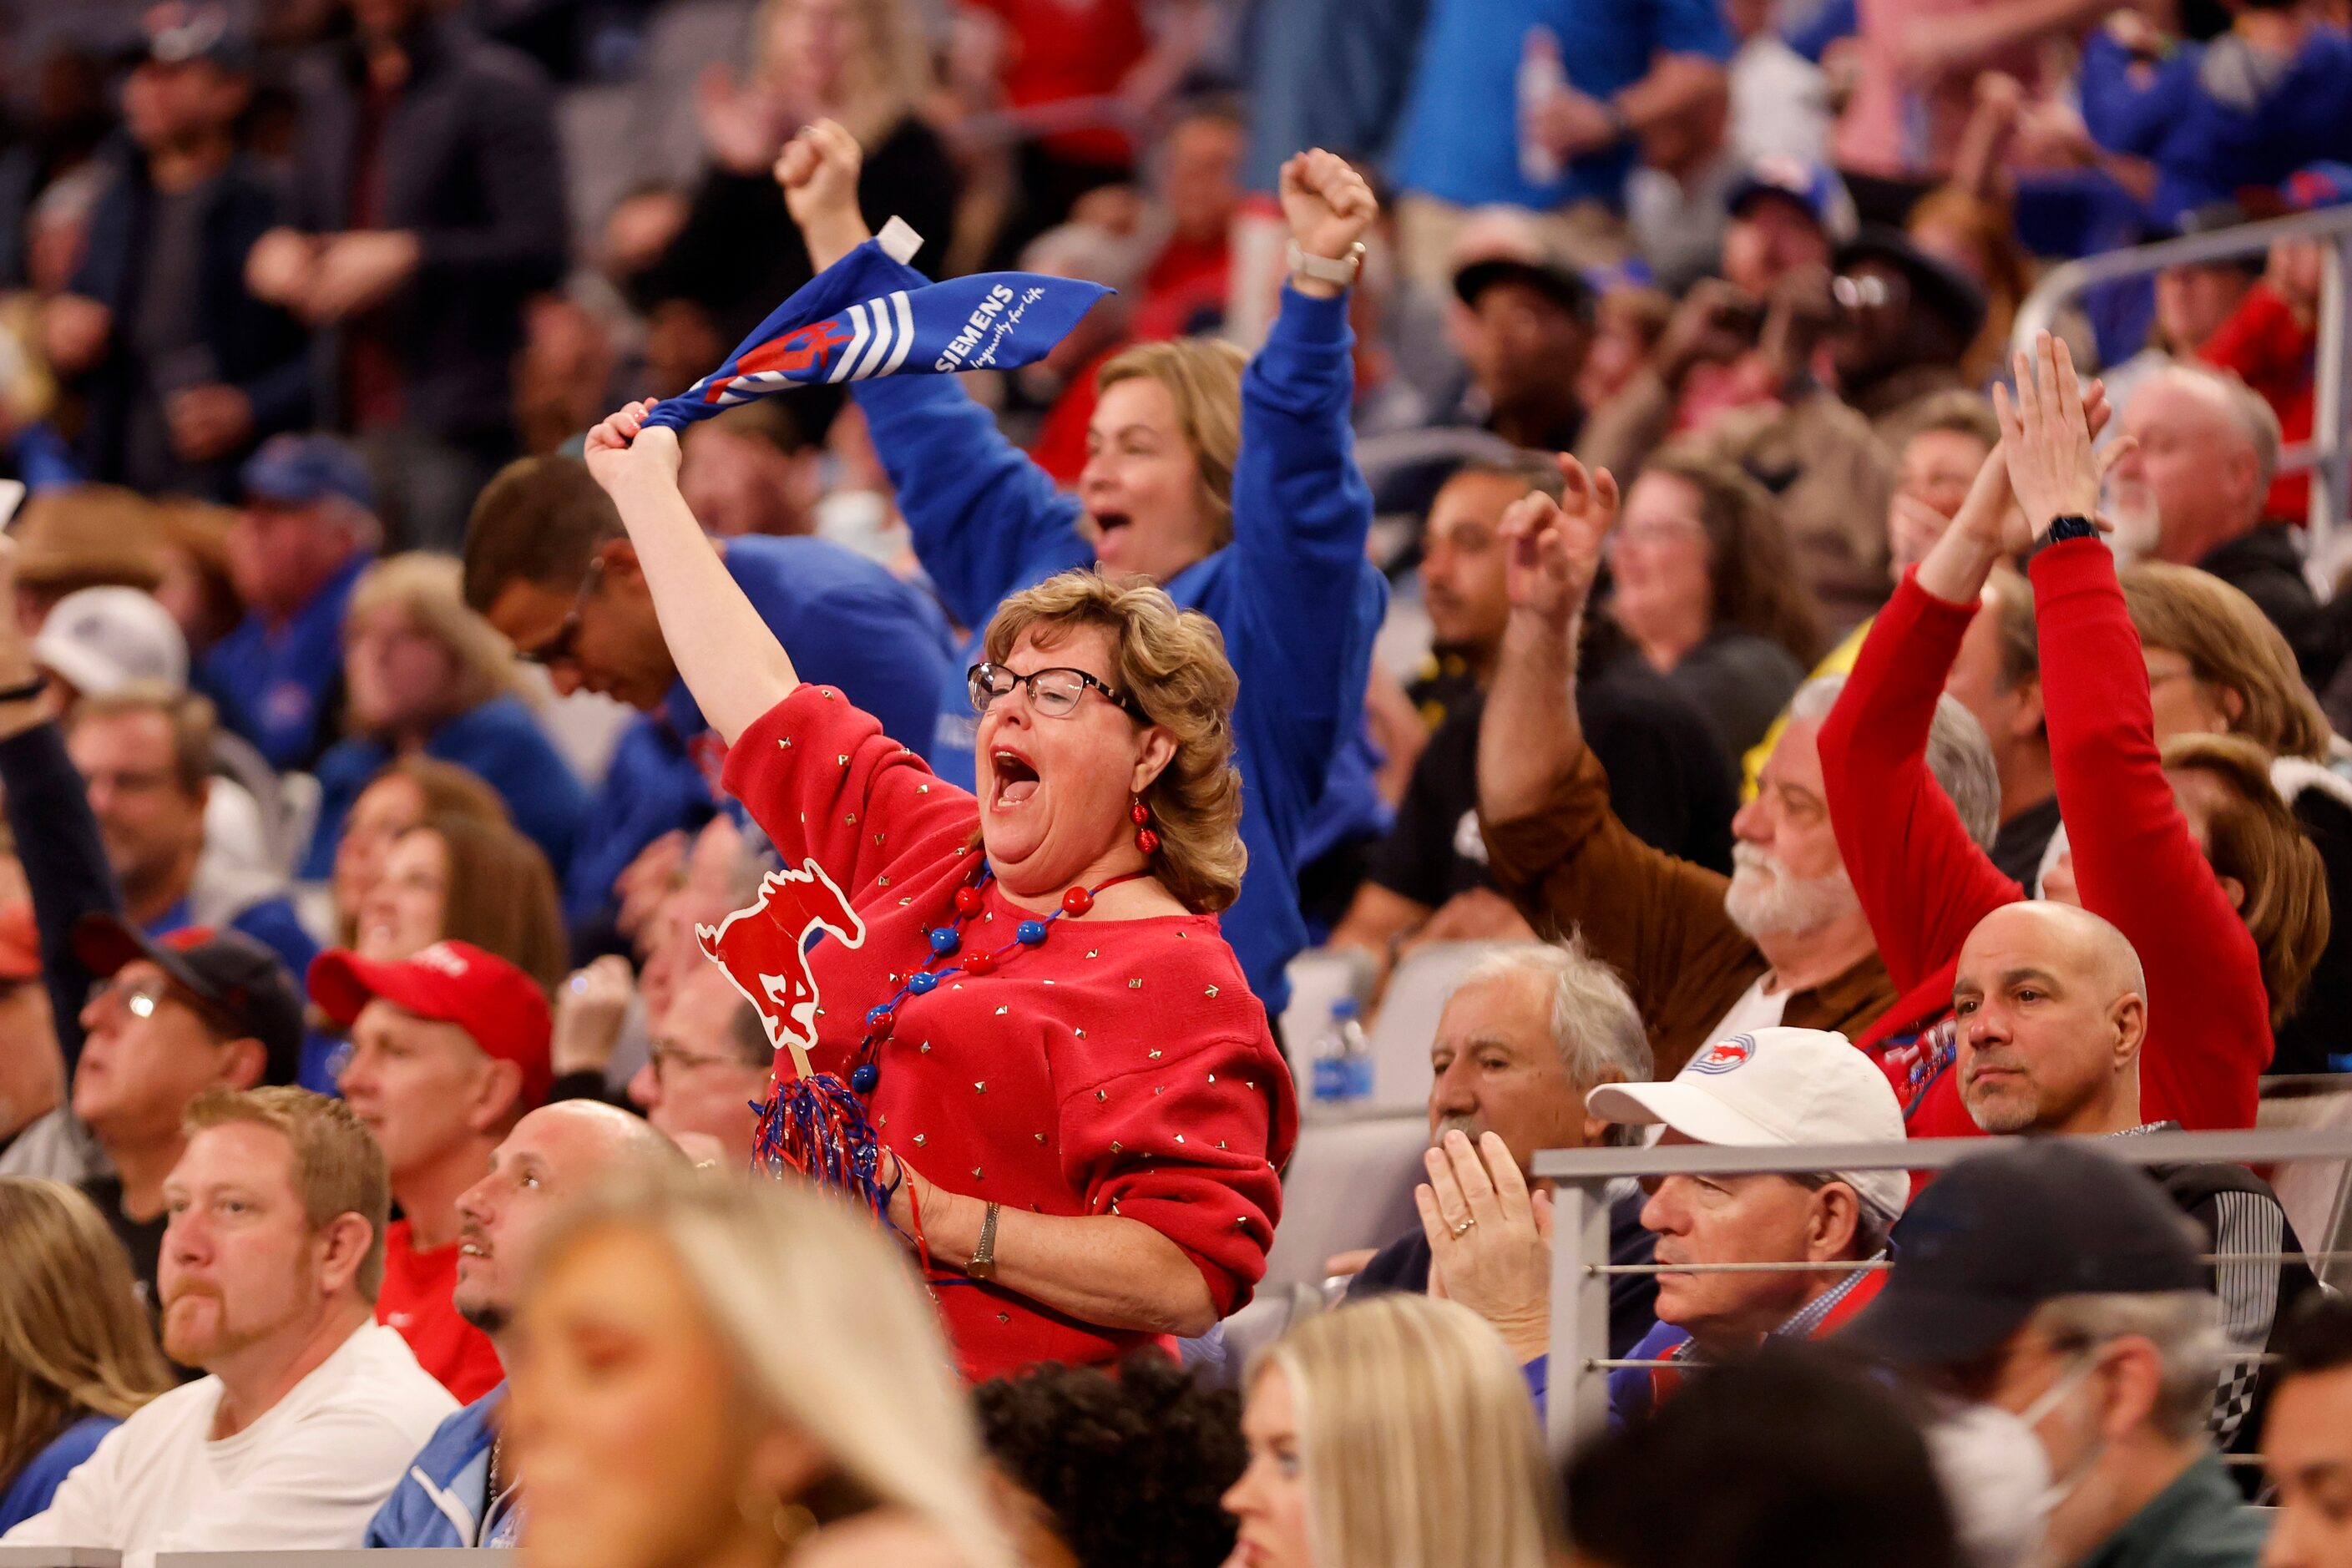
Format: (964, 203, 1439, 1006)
(844, 862, 1152, 1095)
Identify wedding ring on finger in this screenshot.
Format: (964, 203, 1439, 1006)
(1451, 1217, 1477, 1238)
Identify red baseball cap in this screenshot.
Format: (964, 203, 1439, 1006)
(308, 942, 554, 1109)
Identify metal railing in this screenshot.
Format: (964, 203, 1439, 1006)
(1533, 1125, 2352, 1454)
(2012, 204, 2352, 564)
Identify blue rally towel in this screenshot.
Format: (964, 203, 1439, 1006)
(642, 221, 1112, 433)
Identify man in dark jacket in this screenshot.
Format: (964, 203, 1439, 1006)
(246, 0, 566, 553)
(46, 8, 308, 500)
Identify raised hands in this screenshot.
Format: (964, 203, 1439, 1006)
(584, 400, 683, 498)
(1996, 333, 2105, 539)
(775, 119, 863, 234)
(1278, 149, 1378, 294)
(1500, 453, 1619, 630)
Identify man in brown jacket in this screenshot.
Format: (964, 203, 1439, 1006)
(1475, 453, 1998, 1077)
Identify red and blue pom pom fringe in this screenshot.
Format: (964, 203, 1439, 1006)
(751, 1073, 899, 1227)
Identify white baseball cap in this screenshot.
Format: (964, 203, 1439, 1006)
(33, 587, 189, 697)
(1586, 1027, 1910, 1222)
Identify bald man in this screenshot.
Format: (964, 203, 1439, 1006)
(366, 1101, 682, 1548)
(2111, 364, 2314, 649)
(1947, 902, 2316, 1466)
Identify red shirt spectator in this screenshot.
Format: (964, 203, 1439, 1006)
(967, 0, 1150, 167)
(2200, 282, 2316, 523)
(721, 685, 1295, 1381)
(1819, 542, 2272, 1139)
(375, 1216, 505, 1403)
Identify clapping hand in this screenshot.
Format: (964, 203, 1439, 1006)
(1500, 453, 1618, 630)
(1995, 332, 2105, 539)
(1277, 149, 1377, 296)
(1948, 369, 2112, 559)
(1418, 1129, 1553, 1363)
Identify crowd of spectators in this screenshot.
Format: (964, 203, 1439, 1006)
(0, 0, 2348, 1563)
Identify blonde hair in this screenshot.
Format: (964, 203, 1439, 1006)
(2122, 562, 2330, 761)
(345, 554, 518, 728)
(1251, 1296, 1560, 1568)
(183, 1086, 392, 1301)
(984, 572, 1246, 913)
(0, 1178, 173, 1495)
(2160, 732, 2332, 1026)
(530, 1171, 1015, 1568)
(1097, 340, 1248, 553)
(751, 0, 930, 145)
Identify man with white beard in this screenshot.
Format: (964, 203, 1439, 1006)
(1474, 451, 2001, 1075)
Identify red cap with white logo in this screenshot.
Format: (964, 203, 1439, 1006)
(308, 941, 554, 1109)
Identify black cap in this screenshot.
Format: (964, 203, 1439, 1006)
(1841, 1141, 2202, 1368)
(73, 914, 305, 1087)
(1452, 253, 1596, 322)
(1834, 225, 1990, 343)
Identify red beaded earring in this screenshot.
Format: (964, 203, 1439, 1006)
(1131, 796, 1160, 856)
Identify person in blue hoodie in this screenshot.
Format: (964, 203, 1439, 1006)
(366, 1099, 683, 1549)
(461, 453, 958, 939)
(777, 119, 1387, 1014)
(301, 554, 585, 883)
(2081, 0, 2352, 226)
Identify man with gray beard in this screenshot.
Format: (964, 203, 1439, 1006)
(1475, 451, 2001, 1075)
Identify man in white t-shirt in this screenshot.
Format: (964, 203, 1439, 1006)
(1, 1085, 457, 1567)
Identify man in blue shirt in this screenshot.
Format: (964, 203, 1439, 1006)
(366, 1100, 683, 1548)
(199, 434, 377, 770)
(461, 455, 957, 935)
(1388, 0, 1733, 287)
(64, 688, 316, 986)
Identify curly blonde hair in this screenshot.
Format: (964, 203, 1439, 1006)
(984, 572, 1246, 913)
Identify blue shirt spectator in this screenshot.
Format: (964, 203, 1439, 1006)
(561, 534, 955, 929)
(2081, 20, 2352, 225)
(0, 1414, 117, 1535)
(851, 271, 1384, 1014)
(459, 456, 959, 938)
(1390, 0, 1732, 216)
(302, 695, 584, 884)
(198, 436, 379, 772)
(364, 1386, 512, 1548)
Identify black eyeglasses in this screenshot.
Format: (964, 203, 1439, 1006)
(517, 558, 605, 668)
(968, 662, 1139, 719)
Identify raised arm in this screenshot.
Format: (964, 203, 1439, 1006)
(584, 402, 798, 746)
(778, 121, 1089, 629)
(1819, 445, 2026, 994)
(1479, 458, 1616, 825)
(1221, 152, 1383, 782)
(2005, 334, 2271, 1127)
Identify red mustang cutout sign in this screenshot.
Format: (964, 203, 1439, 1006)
(695, 857, 867, 1075)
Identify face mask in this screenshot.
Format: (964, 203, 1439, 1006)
(1924, 1353, 2107, 1568)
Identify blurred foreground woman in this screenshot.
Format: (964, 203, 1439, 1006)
(1224, 1296, 1559, 1568)
(507, 1173, 1013, 1568)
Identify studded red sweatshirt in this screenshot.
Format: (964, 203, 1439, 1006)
(1818, 539, 2271, 1138)
(721, 684, 1298, 1380)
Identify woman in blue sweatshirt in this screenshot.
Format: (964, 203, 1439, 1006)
(779, 122, 1388, 1013)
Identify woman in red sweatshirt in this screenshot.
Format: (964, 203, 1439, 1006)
(1818, 336, 2328, 1139)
